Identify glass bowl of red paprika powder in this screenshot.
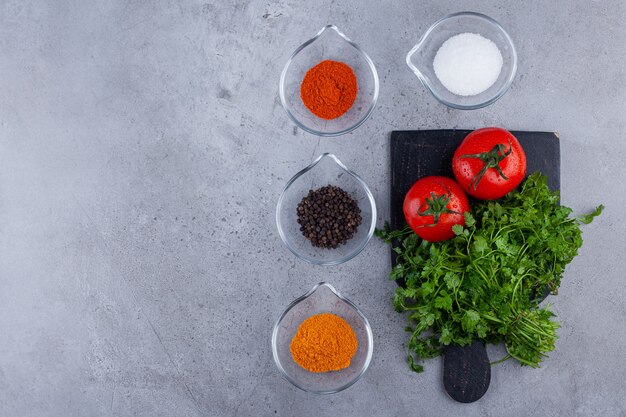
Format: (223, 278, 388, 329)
(271, 282, 374, 394)
(279, 25, 379, 137)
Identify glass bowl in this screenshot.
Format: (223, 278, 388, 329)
(271, 282, 374, 394)
(279, 25, 379, 136)
(406, 11, 517, 110)
(275, 153, 376, 266)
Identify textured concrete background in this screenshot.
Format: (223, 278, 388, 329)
(0, 1, 624, 416)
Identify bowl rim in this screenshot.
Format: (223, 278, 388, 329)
(275, 153, 377, 266)
(279, 24, 380, 137)
(271, 282, 374, 394)
(405, 11, 518, 110)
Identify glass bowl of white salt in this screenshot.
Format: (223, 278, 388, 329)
(406, 11, 517, 110)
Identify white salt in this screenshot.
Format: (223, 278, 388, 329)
(433, 32, 503, 96)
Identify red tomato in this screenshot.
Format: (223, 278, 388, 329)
(403, 176, 469, 242)
(452, 128, 527, 200)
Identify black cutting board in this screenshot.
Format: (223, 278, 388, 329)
(389, 130, 560, 403)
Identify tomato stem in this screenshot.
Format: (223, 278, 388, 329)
(417, 192, 460, 226)
(458, 142, 512, 190)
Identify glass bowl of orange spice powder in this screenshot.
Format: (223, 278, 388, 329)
(271, 282, 374, 394)
(279, 25, 379, 137)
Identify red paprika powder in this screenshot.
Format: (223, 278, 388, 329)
(300, 60, 358, 120)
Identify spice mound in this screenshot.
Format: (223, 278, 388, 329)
(300, 60, 358, 120)
(290, 313, 358, 373)
(433, 32, 503, 96)
(296, 185, 362, 249)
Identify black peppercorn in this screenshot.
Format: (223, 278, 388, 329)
(296, 185, 362, 249)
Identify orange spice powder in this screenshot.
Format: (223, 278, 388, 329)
(290, 313, 358, 373)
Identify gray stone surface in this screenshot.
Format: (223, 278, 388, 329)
(0, 1, 624, 416)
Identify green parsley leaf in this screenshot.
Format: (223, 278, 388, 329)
(451, 224, 464, 236)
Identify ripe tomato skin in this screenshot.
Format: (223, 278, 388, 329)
(403, 176, 469, 242)
(452, 128, 527, 200)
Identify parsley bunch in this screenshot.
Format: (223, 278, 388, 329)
(377, 173, 603, 372)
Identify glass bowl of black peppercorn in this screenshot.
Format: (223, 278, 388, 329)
(276, 153, 377, 265)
